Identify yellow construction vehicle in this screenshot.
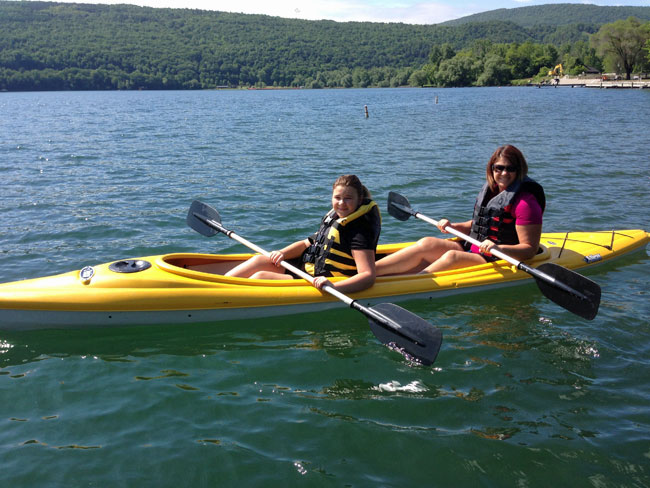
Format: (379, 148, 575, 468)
(548, 64, 564, 77)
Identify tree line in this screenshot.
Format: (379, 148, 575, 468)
(0, 2, 649, 91)
(412, 16, 650, 88)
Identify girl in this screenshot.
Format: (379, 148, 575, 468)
(226, 175, 381, 293)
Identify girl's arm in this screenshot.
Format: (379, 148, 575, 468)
(226, 238, 309, 277)
(268, 239, 311, 266)
(313, 249, 376, 293)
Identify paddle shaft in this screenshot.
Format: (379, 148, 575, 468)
(403, 207, 590, 301)
(412, 212, 522, 265)
(193, 212, 409, 334)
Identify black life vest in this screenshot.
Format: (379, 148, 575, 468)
(302, 199, 381, 277)
(469, 177, 545, 245)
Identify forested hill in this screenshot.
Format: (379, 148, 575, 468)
(442, 3, 650, 27)
(0, 1, 648, 91)
(0, 1, 534, 90)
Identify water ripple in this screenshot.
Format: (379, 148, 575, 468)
(0, 88, 649, 486)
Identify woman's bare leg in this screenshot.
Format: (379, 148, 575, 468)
(423, 250, 487, 273)
(375, 237, 465, 276)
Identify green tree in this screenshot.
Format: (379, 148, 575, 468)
(559, 40, 603, 74)
(390, 67, 413, 87)
(590, 17, 650, 79)
(506, 42, 558, 79)
(352, 68, 371, 88)
(435, 53, 479, 87)
(428, 43, 456, 67)
(408, 68, 429, 87)
(476, 54, 511, 86)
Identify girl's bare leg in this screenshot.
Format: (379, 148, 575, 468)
(249, 270, 294, 280)
(225, 254, 285, 278)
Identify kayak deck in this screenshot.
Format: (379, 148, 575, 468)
(0, 230, 647, 329)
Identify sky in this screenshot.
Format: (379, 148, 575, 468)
(24, 0, 650, 24)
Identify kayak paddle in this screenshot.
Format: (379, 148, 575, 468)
(187, 200, 443, 365)
(387, 191, 601, 320)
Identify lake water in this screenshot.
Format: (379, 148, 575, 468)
(0, 87, 649, 486)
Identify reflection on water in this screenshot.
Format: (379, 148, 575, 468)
(0, 309, 373, 368)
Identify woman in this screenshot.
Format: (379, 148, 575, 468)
(376, 145, 545, 275)
(226, 174, 381, 293)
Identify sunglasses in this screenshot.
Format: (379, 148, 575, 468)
(492, 164, 517, 173)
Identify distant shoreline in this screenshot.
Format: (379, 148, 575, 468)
(534, 76, 650, 89)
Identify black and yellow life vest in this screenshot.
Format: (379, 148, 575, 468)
(302, 199, 381, 277)
(469, 177, 545, 246)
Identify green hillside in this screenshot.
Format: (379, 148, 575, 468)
(0, 1, 648, 90)
(0, 1, 535, 90)
(442, 3, 650, 27)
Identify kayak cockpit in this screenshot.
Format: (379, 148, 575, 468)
(157, 253, 252, 278)
(154, 242, 552, 286)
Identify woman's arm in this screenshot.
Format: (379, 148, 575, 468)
(479, 192, 543, 261)
(480, 224, 542, 261)
(438, 219, 473, 234)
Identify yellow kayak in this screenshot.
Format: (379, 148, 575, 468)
(0, 229, 647, 330)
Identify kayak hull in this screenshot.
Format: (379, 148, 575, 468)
(0, 230, 647, 330)
(0, 280, 524, 330)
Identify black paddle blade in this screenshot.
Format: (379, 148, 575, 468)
(367, 303, 442, 365)
(533, 263, 601, 320)
(387, 191, 415, 222)
(187, 200, 222, 237)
